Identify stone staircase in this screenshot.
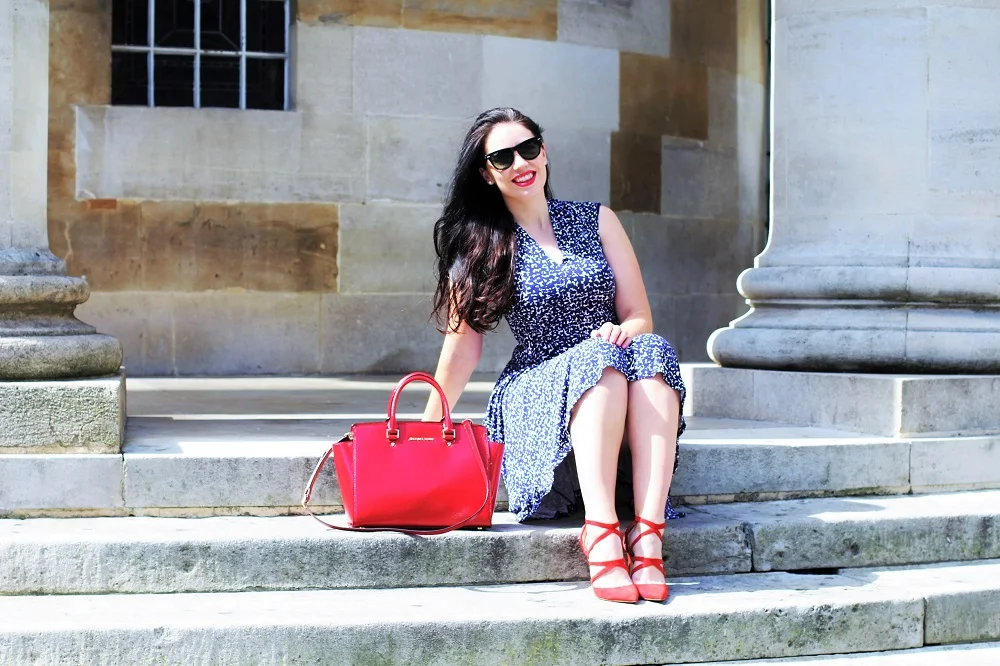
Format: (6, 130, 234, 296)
(1, 374, 999, 664)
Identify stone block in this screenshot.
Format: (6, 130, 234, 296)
(366, 116, 467, 203)
(662, 138, 739, 220)
(700, 492, 1000, 572)
(75, 292, 174, 376)
(482, 36, 618, 131)
(321, 293, 443, 373)
(777, 9, 929, 218)
(338, 202, 439, 293)
(353, 27, 482, 118)
(541, 128, 611, 206)
(610, 131, 661, 214)
(737, 76, 767, 224)
(0, 571, 926, 664)
(671, 294, 747, 362)
(0, 376, 124, 454)
(737, 0, 768, 84)
(557, 0, 670, 57)
(297, 0, 402, 26)
(171, 293, 322, 375)
(75, 106, 366, 203)
(671, 0, 738, 72)
(0, 454, 124, 513)
(671, 431, 911, 499)
(294, 24, 353, 114)
(910, 436, 1000, 492)
(709, 68, 738, 150)
(403, 0, 558, 40)
(55, 203, 143, 291)
(689, 368, 1000, 439)
(626, 214, 755, 296)
(135, 202, 338, 293)
(619, 53, 708, 139)
(926, 584, 1000, 645)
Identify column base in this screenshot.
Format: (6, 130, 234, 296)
(708, 304, 1000, 373)
(0, 334, 123, 379)
(687, 364, 1000, 438)
(0, 373, 125, 454)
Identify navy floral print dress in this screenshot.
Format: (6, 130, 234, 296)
(484, 199, 686, 522)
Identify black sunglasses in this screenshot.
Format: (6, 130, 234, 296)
(484, 136, 543, 170)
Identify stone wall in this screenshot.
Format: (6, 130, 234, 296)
(47, 0, 768, 375)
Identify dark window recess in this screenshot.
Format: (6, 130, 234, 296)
(110, 0, 288, 110)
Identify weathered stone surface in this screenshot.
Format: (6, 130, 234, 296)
(353, 27, 482, 118)
(338, 203, 438, 293)
(0, 334, 122, 380)
(0, 375, 124, 453)
(482, 36, 618, 131)
(0, 568, 928, 665)
(670, 293, 747, 362)
(75, 106, 366, 203)
(841, 560, 1000, 647)
(661, 138, 738, 220)
(171, 292, 322, 375)
(557, 0, 670, 56)
(542, 128, 611, 206)
(0, 510, 748, 595)
(689, 367, 1000, 437)
(0, 454, 123, 513)
(625, 214, 753, 296)
(700, 491, 1000, 572)
(926, 6, 1000, 216)
(610, 131, 661, 214)
(295, 24, 353, 114)
(737, 0, 768, 84)
(297, 0, 402, 26)
(701, 643, 1000, 665)
(75, 292, 174, 375)
(671, 0, 739, 73)
(366, 116, 467, 203)
(619, 53, 709, 139)
(910, 436, 1000, 492)
(403, 0, 558, 40)
(672, 424, 910, 500)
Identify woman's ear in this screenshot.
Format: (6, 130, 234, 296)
(479, 167, 494, 185)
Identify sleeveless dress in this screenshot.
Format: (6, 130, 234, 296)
(484, 199, 686, 522)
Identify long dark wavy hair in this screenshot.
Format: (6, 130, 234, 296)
(432, 108, 553, 334)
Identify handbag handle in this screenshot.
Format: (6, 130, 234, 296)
(386, 371, 455, 442)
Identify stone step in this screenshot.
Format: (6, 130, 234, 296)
(698, 642, 1000, 665)
(2, 491, 997, 596)
(6, 415, 984, 516)
(1, 559, 997, 665)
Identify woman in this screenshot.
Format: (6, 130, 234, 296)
(423, 108, 685, 604)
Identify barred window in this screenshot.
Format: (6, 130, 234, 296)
(111, 0, 291, 110)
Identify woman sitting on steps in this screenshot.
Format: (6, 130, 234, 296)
(423, 107, 686, 604)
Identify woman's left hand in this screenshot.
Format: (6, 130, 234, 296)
(591, 322, 632, 348)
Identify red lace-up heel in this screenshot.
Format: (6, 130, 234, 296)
(625, 516, 669, 602)
(578, 519, 639, 604)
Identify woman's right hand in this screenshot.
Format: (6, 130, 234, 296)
(591, 322, 632, 348)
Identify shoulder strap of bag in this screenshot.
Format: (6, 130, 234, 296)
(300, 430, 492, 536)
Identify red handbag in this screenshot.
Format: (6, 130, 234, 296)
(302, 371, 504, 535)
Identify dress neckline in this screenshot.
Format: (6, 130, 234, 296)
(516, 199, 565, 265)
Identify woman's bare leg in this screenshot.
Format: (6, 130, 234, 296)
(626, 373, 681, 585)
(570, 367, 630, 588)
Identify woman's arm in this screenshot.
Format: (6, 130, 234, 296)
(594, 205, 654, 346)
(423, 318, 484, 421)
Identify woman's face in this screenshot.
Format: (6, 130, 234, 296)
(481, 122, 547, 200)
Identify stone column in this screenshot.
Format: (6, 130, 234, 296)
(1, 0, 122, 453)
(708, 0, 1000, 372)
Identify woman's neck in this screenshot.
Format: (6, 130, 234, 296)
(504, 193, 550, 232)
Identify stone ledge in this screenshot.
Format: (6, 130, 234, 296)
(0, 374, 124, 453)
(9, 560, 1000, 665)
(688, 365, 1000, 437)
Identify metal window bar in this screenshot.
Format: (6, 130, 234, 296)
(112, 0, 291, 110)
